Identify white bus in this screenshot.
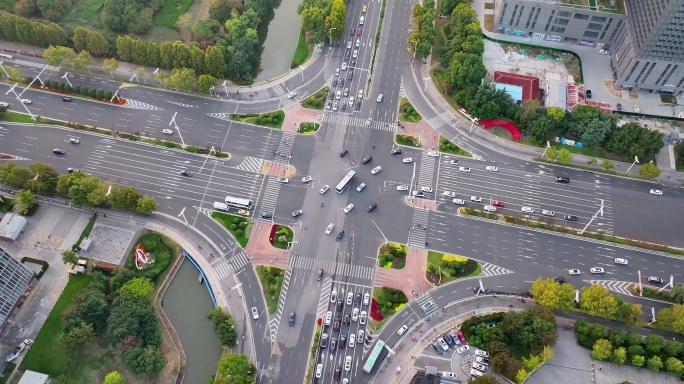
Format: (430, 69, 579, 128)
(335, 170, 357, 193)
(225, 196, 253, 209)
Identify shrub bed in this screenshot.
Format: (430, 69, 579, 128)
(395, 134, 420, 147)
(255, 265, 284, 314)
(211, 212, 251, 247)
(399, 100, 422, 122)
(271, 225, 294, 249)
(229, 110, 285, 129)
(439, 136, 472, 157)
(298, 122, 319, 134)
(378, 243, 407, 269)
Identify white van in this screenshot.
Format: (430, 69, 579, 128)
(213, 202, 229, 211)
(359, 16, 365, 25)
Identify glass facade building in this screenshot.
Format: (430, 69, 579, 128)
(0, 247, 34, 325)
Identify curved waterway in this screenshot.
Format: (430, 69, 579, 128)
(256, 0, 306, 80)
(163, 259, 222, 383)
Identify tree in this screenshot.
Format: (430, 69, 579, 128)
(612, 347, 627, 364)
(216, 354, 254, 377)
(580, 284, 618, 319)
(209, 0, 233, 24)
(204, 46, 226, 78)
(62, 249, 78, 265)
(37, 0, 73, 21)
(192, 18, 214, 43)
(72, 27, 89, 52)
(570, 105, 618, 146)
(0, 162, 32, 188)
(59, 322, 94, 350)
(86, 30, 110, 56)
(108, 186, 141, 210)
(106, 296, 161, 346)
(103, 371, 126, 384)
(43, 45, 76, 66)
(14, 189, 35, 214)
(530, 278, 568, 309)
(67, 174, 102, 206)
(14, 0, 38, 18)
(176, 12, 193, 30)
(101, 58, 119, 77)
(76, 288, 109, 332)
(617, 301, 643, 327)
(27, 162, 58, 194)
(627, 344, 644, 357)
(123, 345, 167, 375)
(557, 148, 573, 165)
(168, 68, 196, 92)
(72, 50, 94, 73)
(632, 355, 645, 367)
(602, 159, 614, 170)
(136, 197, 157, 214)
(118, 277, 154, 298)
(514, 369, 528, 383)
(670, 284, 684, 304)
(667, 357, 684, 376)
(472, 376, 498, 384)
(448, 52, 487, 89)
(545, 146, 558, 161)
(645, 334, 665, 354)
(606, 122, 663, 161)
(647, 355, 663, 371)
(207, 307, 238, 346)
(638, 162, 661, 179)
(546, 107, 565, 122)
(664, 340, 684, 357)
(198, 74, 217, 93)
(591, 338, 613, 360)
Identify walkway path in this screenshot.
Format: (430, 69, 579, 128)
(243, 221, 289, 269)
(375, 246, 433, 299)
(281, 104, 323, 134)
(397, 120, 441, 150)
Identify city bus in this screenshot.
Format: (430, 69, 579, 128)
(224, 196, 253, 209)
(335, 170, 357, 193)
(363, 339, 385, 373)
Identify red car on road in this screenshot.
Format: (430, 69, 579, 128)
(491, 200, 505, 207)
(457, 330, 468, 345)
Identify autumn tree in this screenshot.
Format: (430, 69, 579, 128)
(580, 284, 619, 319)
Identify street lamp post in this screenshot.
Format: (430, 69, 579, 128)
(578, 199, 605, 235)
(540, 141, 551, 158)
(626, 155, 639, 173)
(412, 40, 418, 62)
(169, 112, 187, 149)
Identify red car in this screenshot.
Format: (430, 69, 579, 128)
(491, 200, 505, 207)
(357, 28, 363, 36)
(457, 330, 468, 345)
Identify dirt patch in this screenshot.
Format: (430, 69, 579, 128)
(484, 14, 495, 32)
(190, 0, 211, 23)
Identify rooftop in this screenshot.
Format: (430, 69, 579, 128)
(517, 0, 626, 15)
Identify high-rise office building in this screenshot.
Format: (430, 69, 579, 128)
(0, 247, 34, 326)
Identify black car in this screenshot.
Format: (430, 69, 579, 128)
(342, 313, 350, 325)
(355, 101, 361, 111)
(329, 91, 335, 100)
(333, 367, 342, 381)
(339, 334, 347, 349)
(339, 78, 345, 87)
(341, 104, 347, 112)
(648, 276, 664, 284)
(564, 215, 578, 222)
(586, 89, 592, 98)
(345, 51, 350, 60)
(354, 293, 361, 304)
(339, 149, 348, 157)
(443, 334, 456, 347)
(180, 170, 193, 177)
(320, 333, 329, 348)
(433, 343, 444, 355)
(556, 177, 570, 183)
(362, 155, 372, 164)
(332, 78, 338, 87)
(261, 212, 273, 219)
(333, 319, 341, 331)
(617, 103, 622, 111)
(336, 301, 343, 312)
(288, 312, 296, 326)
(350, 28, 356, 35)
(367, 203, 377, 212)
(61, 97, 72, 102)
(553, 276, 566, 284)
(53, 148, 66, 154)
(316, 268, 323, 281)
(391, 148, 402, 155)
(330, 337, 338, 351)
(336, 231, 345, 241)
(347, 71, 353, 80)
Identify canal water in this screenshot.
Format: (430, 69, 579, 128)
(256, 0, 305, 80)
(163, 258, 222, 384)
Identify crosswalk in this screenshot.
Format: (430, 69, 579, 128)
(271, 266, 293, 341)
(416, 151, 436, 190)
(273, 84, 298, 108)
(426, 111, 457, 129)
(408, 208, 430, 247)
(288, 255, 376, 281)
(585, 280, 633, 296)
(258, 177, 282, 216)
(321, 114, 395, 131)
(122, 99, 162, 110)
(235, 156, 263, 173)
(416, 293, 439, 316)
(480, 262, 514, 277)
(211, 250, 251, 279)
(276, 131, 296, 156)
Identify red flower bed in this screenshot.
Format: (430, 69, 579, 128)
(370, 298, 384, 321)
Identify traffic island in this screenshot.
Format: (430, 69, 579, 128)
(369, 287, 408, 331)
(439, 136, 472, 157)
(255, 265, 284, 314)
(394, 134, 420, 147)
(211, 212, 252, 247)
(426, 251, 480, 285)
(298, 122, 319, 134)
(398, 97, 422, 122)
(229, 110, 285, 129)
(300, 87, 328, 110)
(378, 243, 407, 269)
(270, 225, 294, 249)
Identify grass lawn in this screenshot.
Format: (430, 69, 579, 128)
(229, 110, 285, 129)
(426, 251, 480, 284)
(255, 265, 284, 314)
(432, 0, 448, 60)
(395, 134, 420, 147)
(399, 100, 422, 123)
(1, 111, 40, 124)
(298, 122, 319, 134)
(73, 213, 97, 250)
(20, 274, 93, 377)
(291, 28, 310, 68)
(211, 212, 252, 247)
(550, 142, 630, 162)
(0, 197, 14, 212)
(271, 225, 294, 249)
(61, 0, 106, 29)
(439, 136, 472, 157)
(154, 0, 195, 29)
(0, 0, 15, 11)
(301, 88, 328, 110)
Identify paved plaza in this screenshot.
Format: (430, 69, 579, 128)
(83, 223, 139, 265)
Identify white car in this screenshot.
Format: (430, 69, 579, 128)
(472, 362, 487, 372)
(459, 166, 471, 173)
(366, 118, 372, 126)
(358, 89, 363, 98)
(347, 41, 352, 49)
(352, 308, 359, 321)
(356, 39, 361, 47)
(377, 94, 383, 102)
(325, 311, 333, 326)
(485, 166, 498, 172)
(541, 209, 555, 217)
(345, 356, 352, 371)
(453, 198, 465, 205)
(421, 187, 433, 193)
(442, 372, 458, 378)
(349, 333, 356, 348)
(371, 166, 382, 174)
(474, 349, 489, 358)
(353, 49, 358, 58)
(634, 105, 640, 113)
(316, 364, 323, 378)
(341, 62, 348, 70)
(162, 128, 173, 135)
(403, 157, 413, 163)
(475, 356, 490, 365)
(650, 189, 663, 195)
(483, 205, 497, 212)
(251, 307, 259, 320)
(521, 206, 535, 213)
(438, 338, 450, 351)
(397, 325, 408, 336)
(301, 176, 312, 183)
(590, 267, 605, 274)
(331, 289, 338, 303)
(358, 329, 365, 343)
(320, 185, 330, 194)
(450, 159, 459, 165)
(286, 91, 297, 99)
(442, 191, 456, 198)
(470, 369, 484, 378)
(343, 203, 354, 213)
(471, 196, 482, 203)
(397, 185, 409, 191)
(359, 311, 367, 324)
(357, 183, 366, 192)
(568, 269, 581, 275)
(20, 99, 32, 104)
(346, 291, 354, 305)
(614, 257, 629, 265)
(69, 138, 80, 144)
(325, 223, 335, 234)
(598, 49, 609, 55)
(457, 345, 470, 354)
(0, 102, 8, 107)
(427, 151, 440, 157)
(277, 177, 289, 183)
(363, 292, 370, 306)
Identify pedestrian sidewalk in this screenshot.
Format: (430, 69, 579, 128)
(281, 104, 323, 133)
(243, 221, 289, 269)
(375, 246, 433, 299)
(398, 119, 441, 150)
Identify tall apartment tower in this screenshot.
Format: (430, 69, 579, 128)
(612, 0, 684, 94)
(0, 247, 34, 327)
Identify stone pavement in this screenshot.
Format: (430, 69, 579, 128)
(398, 119, 441, 150)
(243, 221, 289, 269)
(281, 104, 323, 134)
(83, 223, 138, 265)
(374, 246, 433, 299)
(262, 161, 295, 177)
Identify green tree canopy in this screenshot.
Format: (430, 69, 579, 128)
(123, 345, 167, 375)
(638, 162, 661, 180)
(14, 189, 35, 214)
(605, 122, 663, 161)
(591, 338, 613, 360)
(103, 371, 127, 384)
(118, 277, 154, 298)
(580, 284, 619, 319)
